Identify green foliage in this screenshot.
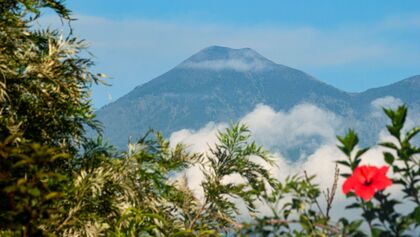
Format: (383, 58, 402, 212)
(1, 0, 419, 236)
(0, 0, 102, 152)
(235, 167, 361, 237)
(337, 105, 420, 236)
(381, 106, 420, 205)
(0, 136, 70, 236)
(200, 124, 275, 230)
(336, 129, 368, 173)
(237, 174, 326, 236)
(55, 131, 205, 236)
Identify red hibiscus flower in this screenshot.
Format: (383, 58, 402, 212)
(342, 165, 392, 201)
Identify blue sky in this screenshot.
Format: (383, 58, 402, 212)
(60, 1, 420, 108)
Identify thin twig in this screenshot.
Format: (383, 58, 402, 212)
(325, 164, 339, 219)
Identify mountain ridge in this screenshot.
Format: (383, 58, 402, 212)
(95, 46, 419, 150)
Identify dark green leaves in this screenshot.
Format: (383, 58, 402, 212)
(336, 129, 368, 172)
(337, 105, 420, 236)
(0, 137, 70, 235)
(383, 105, 407, 139)
(337, 129, 359, 157)
(384, 152, 395, 165)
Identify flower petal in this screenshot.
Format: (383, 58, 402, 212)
(361, 165, 378, 182)
(372, 167, 392, 191)
(352, 167, 366, 183)
(372, 177, 392, 191)
(378, 166, 389, 175)
(354, 185, 376, 201)
(342, 176, 357, 194)
(341, 165, 392, 200)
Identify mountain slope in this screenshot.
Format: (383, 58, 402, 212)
(96, 46, 354, 148)
(95, 46, 419, 149)
(354, 75, 420, 113)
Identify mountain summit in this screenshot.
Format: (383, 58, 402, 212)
(95, 46, 419, 150)
(178, 46, 277, 72)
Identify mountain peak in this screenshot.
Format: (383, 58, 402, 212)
(178, 45, 277, 72)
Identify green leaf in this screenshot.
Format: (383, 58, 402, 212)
(355, 148, 369, 158)
(346, 203, 361, 209)
(348, 219, 363, 232)
(406, 127, 420, 141)
(413, 206, 420, 225)
(337, 129, 359, 156)
(383, 152, 395, 165)
(371, 227, 383, 237)
(28, 188, 41, 197)
(336, 160, 351, 167)
(341, 173, 351, 178)
(380, 142, 398, 150)
(45, 192, 60, 200)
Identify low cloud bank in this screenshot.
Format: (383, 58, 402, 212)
(170, 99, 418, 222)
(241, 104, 342, 159)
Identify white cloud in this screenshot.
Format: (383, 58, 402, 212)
(37, 14, 420, 108)
(65, 15, 410, 68)
(371, 96, 403, 110)
(169, 122, 227, 199)
(169, 122, 227, 153)
(370, 96, 419, 139)
(40, 12, 420, 66)
(370, 96, 404, 118)
(379, 14, 420, 31)
(169, 103, 418, 223)
(241, 104, 342, 155)
(180, 59, 268, 72)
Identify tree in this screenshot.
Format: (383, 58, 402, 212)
(1, 1, 419, 236)
(0, 0, 102, 152)
(0, 1, 104, 235)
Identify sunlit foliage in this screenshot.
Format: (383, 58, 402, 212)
(0, 1, 418, 236)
